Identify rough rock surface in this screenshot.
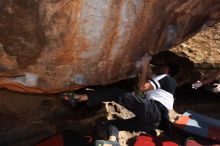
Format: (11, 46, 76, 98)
(0, 89, 107, 146)
(171, 22, 220, 68)
(0, 0, 220, 92)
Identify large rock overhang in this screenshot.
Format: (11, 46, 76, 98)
(0, 0, 220, 93)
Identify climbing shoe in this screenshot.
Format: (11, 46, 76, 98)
(61, 92, 80, 107)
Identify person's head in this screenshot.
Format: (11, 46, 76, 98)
(158, 62, 180, 77)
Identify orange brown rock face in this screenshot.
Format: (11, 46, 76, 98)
(0, 0, 220, 93)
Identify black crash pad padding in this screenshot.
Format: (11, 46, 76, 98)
(35, 130, 92, 146)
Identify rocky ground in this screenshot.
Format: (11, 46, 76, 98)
(0, 84, 219, 146)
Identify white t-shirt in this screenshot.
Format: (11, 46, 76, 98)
(145, 74, 177, 111)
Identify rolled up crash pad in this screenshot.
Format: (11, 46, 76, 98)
(174, 110, 220, 142)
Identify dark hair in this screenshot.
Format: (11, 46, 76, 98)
(165, 62, 180, 77)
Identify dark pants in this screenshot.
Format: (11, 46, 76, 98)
(86, 87, 167, 137)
